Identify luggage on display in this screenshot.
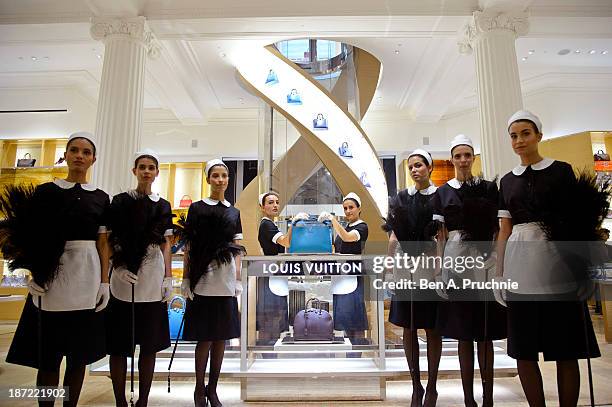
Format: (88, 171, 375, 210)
(168, 295, 186, 340)
(289, 289, 306, 325)
(288, 219, 333, 253)
(293, 298, 334, 341)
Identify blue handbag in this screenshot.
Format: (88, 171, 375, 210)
(289, 219, 333, 254)
(168, 295, 186, 340)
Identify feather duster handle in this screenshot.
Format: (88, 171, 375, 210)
(181, 208, 245, 291)
(0, 184, 66, 288)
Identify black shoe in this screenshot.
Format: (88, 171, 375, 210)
(194, 389, 208, 407)
(205, 385, 222, 407)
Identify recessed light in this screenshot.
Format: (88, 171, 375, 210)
(96, 54, 102, 59)
(575, 49, 581, 54)
(18, 56, 23, 60)
(603, 50, 609, 55)
(44, 56, 49, 60)
(589, 49, 596, 54)
(394, 50, 400, 55)
(521, 56, 528, 61)
(558, 49, 570, 55)
(528, 50, 535, 55)
(31, 56, 37, 61)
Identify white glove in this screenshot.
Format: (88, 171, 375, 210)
(292, 212, 310, 223)
(161, 277, 173, 302)
(318, 211, 334, 223)
(434, 274, 448, 300)
(115, 269, 139, 284)
(95, 282, 110, 312)
(27, 280, 47, 297)
(181, 278, 194, 300)
(235, 280, 243, 297)
(492, 281, 507, 307)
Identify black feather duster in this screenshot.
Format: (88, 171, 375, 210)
(456, 176, 499, 255)
(0, 184, 66, 288)
(383, 190, 437, 255)
(108, 192, 170, 275)
(182, 207, 245, 290)
(539, 170, 611, 290)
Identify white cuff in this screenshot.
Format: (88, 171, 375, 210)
(234, 233, 243, 240)
(349, 230, 361, 241)
(98, 226, 108, 234)
(497, 210, 512, 219)
(432, 214, 445, 222)
(271, 231, 283, 244)
(163, 228, 174, 237)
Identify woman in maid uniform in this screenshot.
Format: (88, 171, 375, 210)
(385, 149, 442, 407)
(432, 134, 506, 407)
(181, 159, 245, 407)
(318, 193, 369, 351)
(4, 132, 111, 407)
(106, 149, 174, 407)
(496, 110, 600, 406)
(256, 192, 308, 347)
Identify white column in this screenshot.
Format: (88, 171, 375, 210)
(90, 16, 160, 195)
(459, 10, 529, 178)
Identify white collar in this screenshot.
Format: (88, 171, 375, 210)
(447, 178, 462, 189)
(407, 184, 437, 196)
(512, 158, 554, 176)
(128, 189, 160, 202)
(53, 178, 97, 191)
(203, 197, 231, 207)
(349, 219, 365, 227)
(261, 216, 273, 222)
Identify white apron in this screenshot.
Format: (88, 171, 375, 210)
(33, 240, 101, 311)
(110, 244, 165, 302)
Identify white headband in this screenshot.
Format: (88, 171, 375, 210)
(134, 148, 160, 165)
(507, 109, 542, 134)
(343, 192, 361, 207)
(408, 148, 433, 166)
(450, 134, 474, 152)
(68, 131, 97, 150)
(205, 159, 228, 177)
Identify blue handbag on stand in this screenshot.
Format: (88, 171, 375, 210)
(289, 219, 333, 253)
(168, 295, 186, 340)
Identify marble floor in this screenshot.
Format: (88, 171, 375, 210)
(0, 312, 610, 406)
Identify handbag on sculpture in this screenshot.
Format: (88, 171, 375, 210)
(293, 298, 334, 341)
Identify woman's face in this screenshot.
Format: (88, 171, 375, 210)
(508, 120, 542, 157)
(343, 199, 360, 223)
(132, 157, 159, 185)
(207, 165, 229, 193)
(64, 138, 95, 171)
(261, 194, 280, 218)
(450, 145, 474, 173)
(407, 155, 431, 184)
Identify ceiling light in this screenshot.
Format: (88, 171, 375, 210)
(558, 49, 570, 55)
(521, 56, 528, 61)
(31, 56, 37, 61)
(575, 49, 581, 54)
(394, 50, 400, 55)
(589, 49, 596, 54)
(528, 50, 535, 55)
(18, 56, 23, 60)
(96, 54, 102, 59)
(602, 50, 609, 55)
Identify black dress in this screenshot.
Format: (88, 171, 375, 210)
(182, 198, 242, 341)
(7, 180, 109, 370)
(388, 186, 438, 329)
(106, 192, 174, 357)
(333, 221, 369, 332)
(256, 218, 289, 338)
(432, 178, 507, 341)
(499, 159, 600, 361)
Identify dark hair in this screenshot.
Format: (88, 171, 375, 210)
(134, 155, 159, 169)
(344, 198, 360, 208)
(66, 137, 96, 156)
(509, 119, 540, 134)
(207, 164, 228, 178)
(409, 154, 434, 173)
(261, 191, 279, 205)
